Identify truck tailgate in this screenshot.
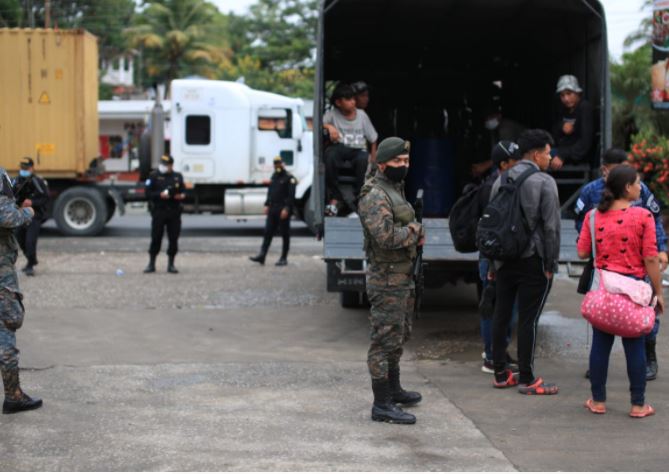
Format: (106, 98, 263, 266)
(324, 217, 581, 263)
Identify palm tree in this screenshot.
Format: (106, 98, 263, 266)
(125, 0, 227, 90)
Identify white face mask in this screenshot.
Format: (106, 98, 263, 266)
(158, 165, 168, 173)
(485, 118, 500, 130)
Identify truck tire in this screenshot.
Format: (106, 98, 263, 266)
(53, 187, 108, 236)
(340, 291, 361, 308)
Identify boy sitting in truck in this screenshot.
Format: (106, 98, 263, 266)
(323, 83, 378, 215)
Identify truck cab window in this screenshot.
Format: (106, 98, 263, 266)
(257, 109, 293, 139)
(185, 115, 211, 145)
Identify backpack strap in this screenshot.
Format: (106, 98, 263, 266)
(508, 166, 539, 188)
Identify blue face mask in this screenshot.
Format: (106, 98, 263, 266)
(19, 170, 32, 178)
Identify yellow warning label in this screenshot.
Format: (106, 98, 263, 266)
(35, 143, 55, 155)
(38, 91, 50, 105)
(55, 69, 63, 80)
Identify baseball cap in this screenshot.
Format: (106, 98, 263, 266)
(490, 141, 520, 167)
(556, 75, 583, 94)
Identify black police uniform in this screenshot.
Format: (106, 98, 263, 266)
(13, 173, 48, 274)
(145, 167, 185, 273)
(250, 167, 297, 266)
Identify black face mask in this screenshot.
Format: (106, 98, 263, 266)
(383, 165, 408, 183)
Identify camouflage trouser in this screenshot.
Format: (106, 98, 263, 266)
(0, 289, 24, 372)
(367, 287, 414, 381)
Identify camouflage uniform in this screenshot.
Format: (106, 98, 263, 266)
(359, 171, 419, 381)
(0, 169, 33, 400)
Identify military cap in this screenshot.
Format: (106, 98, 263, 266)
(20, 157, 34, 169)
(160, 155, 174, 165)
(376, 137, 410, 164)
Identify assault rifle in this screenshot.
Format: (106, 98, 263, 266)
(413, 189, 424, 319)
(13, 177, 36, 205)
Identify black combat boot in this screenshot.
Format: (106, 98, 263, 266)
(167, 256, 179, 274)
(371, 379, 416, 424)
(646, 339, 658, 381)
(23, 265, 35, 277)
(388, 366, 422, 405)
(2, 368, 42, 415)
(275, 239, 289, 266)
(249, 250, 267, 265)
(143, 255, 157, 273)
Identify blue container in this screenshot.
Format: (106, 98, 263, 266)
(406, 138, 456, 217)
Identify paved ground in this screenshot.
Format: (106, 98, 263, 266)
(2, 216, 668, 470)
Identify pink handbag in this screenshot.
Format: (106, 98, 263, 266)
(581, 270, 656, 338)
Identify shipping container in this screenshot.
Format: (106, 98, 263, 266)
(0, 28, 98, 177)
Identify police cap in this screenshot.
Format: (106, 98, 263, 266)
(160, 155, 174, 165)
(273, 156, 283, 164)
(20, 157, 34, 169)
(376, 137, 410, 164)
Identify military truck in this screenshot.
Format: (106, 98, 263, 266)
(311, 0, 611, 307)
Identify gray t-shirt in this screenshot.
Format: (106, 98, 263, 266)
(323, 108, 378, 150)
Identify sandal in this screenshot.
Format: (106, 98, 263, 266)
(629, 404, 655, 418)
(584, 399, 606, 414)
(518, 377, 559, 395)
(493, 369, 518, 389)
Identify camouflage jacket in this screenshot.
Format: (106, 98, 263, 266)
(358, 171, 419, 289)
(0, 192, 33, 294)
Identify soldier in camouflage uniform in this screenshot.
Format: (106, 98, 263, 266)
(358, 137, 424, 424)
(0, 168, 42, 414)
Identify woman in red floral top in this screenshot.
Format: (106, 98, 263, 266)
(578, 165, 664, 418)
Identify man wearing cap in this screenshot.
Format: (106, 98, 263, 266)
(0, 167, 42, 414)
(249, 157, 297, 266)
(144, 155, 186, 274)
(358, 137, 424, 424)
(478, 142, 520, 374)
(13, 158, 49, 277)
(550, 75, 594, 170)
(351, 81, 370, 111)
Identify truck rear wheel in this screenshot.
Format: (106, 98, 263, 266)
(53, 187, 108, 236)
(340, 291, 362, 308)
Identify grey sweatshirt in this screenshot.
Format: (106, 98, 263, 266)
(490, 160, 561, 273)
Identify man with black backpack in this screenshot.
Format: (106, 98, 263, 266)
(479, 129, 561, 395)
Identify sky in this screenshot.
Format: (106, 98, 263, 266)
(210, 0, 650, 61)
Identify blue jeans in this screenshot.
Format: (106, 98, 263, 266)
(479, 259, 516, 361)
(590, 327, 646, 406)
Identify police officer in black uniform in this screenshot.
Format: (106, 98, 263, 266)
(13, 158, 49, 277)
(250, 156, 297, 266)
(144, 155, 185, 274)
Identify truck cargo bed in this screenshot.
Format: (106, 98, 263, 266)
(324, 217, 581, 263)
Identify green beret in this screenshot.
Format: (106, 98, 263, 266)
(377, 137, 410, 163)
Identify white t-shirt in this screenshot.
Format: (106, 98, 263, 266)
(323, 108, 378, 150)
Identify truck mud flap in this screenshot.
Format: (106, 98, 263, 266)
(326, 260, 366, 293)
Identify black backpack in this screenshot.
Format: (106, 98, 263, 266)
(449, 183, 487, 253)
(476, 167, 538, 261)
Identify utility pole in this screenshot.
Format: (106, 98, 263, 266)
(27, 0, 35, 28)
(44, 0, 51, 28)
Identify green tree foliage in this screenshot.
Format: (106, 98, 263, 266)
(222, 0, 317, 97)
(46, 0, 136, 61)
(125, 0, 229, 89)
(0, 0, 23, 27)
(612, 1, 669, 149)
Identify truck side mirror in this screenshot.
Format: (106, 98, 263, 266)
(292, 108, 304, 140)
